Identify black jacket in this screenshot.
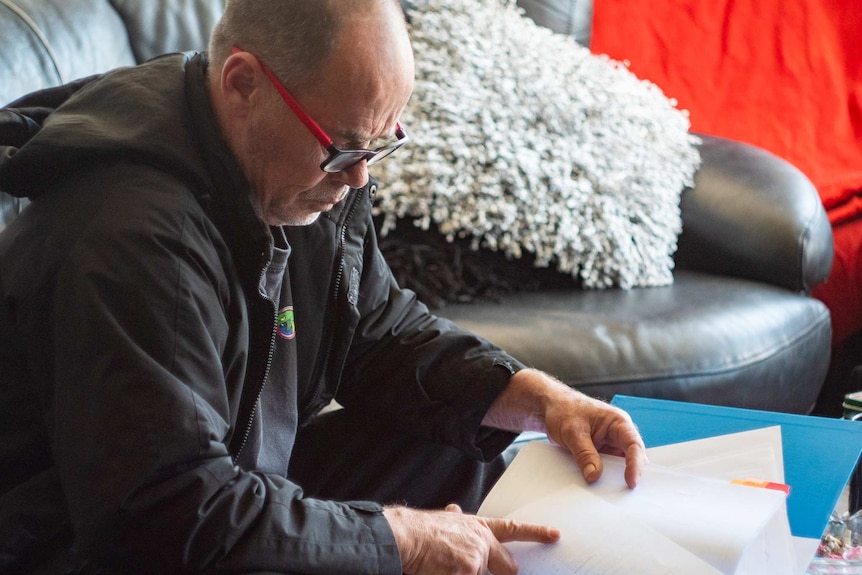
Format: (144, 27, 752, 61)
(0, 52, 520, 574)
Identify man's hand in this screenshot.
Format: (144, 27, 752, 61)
(383, 504, 560, 575)
(483, 368, 647, 488)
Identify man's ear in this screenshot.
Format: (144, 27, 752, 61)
(219, 52, 261, 117)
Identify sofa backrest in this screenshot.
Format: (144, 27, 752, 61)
(402, 0, 593, 45)
(106, 0, 225, 63)
(516, 0, 592, 46)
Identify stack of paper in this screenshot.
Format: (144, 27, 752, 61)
(479, 428, 800, 575)
(609, 395, 862, 542)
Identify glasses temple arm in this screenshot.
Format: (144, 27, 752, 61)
(260, 66, 334, 148)
(230, 46, 334, 148)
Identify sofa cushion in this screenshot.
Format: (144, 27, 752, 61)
(378, 0, 700, 291)
(436, 270, 831, 414)
(0, 0, 135, 106)
(107, 0, 225, 62)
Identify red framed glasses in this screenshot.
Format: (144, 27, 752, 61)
(231, 47, 409, 173)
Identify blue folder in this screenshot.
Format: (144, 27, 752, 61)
(611, 395, 862, 539)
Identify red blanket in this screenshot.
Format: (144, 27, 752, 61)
(591, 0, 862, 342)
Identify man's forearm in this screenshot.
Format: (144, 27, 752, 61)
(481, 367, 578, 433)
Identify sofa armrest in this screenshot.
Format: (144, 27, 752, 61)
(0, 0, 136, 107)
(674, 134, 833, 294)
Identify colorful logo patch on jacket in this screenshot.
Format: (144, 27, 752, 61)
(277, 306, 296, 340)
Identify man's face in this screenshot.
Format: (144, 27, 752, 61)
(239, 96, 361, 227)
(240, 16, 414, 227)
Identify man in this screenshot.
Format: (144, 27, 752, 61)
(0, 0, 646, 573)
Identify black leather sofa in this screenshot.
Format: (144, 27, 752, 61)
(0, 0, 834, 414)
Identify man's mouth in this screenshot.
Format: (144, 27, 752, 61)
(324, 188, 350, 205)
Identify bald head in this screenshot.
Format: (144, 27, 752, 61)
(209, 0, 412, 96)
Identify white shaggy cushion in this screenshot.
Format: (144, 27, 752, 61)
(373, 0, 701, 289)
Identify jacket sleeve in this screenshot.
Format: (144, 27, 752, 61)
(335, 205, 524, 461)
(36, 171, 402, 574)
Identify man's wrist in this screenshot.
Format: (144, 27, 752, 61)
(383, 505, 419, 573)
(483, 368, 568, 433)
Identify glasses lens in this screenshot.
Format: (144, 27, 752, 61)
(366, 145, 401, 167)
(321, 151, 370, 173)
(320, 130, 408, 173)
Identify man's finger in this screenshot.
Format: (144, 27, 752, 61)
(571, 443, 603, 484)
(484, 518, 560, 575)
(484, 517, 561, 544)
(624, 442, 648, 488)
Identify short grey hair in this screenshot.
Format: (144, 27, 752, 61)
(209, 0, 341, 95)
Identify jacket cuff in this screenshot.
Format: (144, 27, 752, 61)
(460, 355, 525, 462)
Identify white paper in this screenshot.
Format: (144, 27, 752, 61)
(646, 426, 785, 484)
(481, 442, 795, 575)
(506, 489, 723, 575)
(643, 426, 811, 574)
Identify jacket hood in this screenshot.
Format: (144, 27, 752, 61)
(0, 52, 218, 201)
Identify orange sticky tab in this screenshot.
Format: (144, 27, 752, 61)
(731, 478, 791, 496)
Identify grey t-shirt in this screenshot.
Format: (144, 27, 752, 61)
(238, 226, 299, 476)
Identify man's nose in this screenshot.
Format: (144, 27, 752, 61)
(330, 161, 369, 189)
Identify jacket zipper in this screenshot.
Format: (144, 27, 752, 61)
(299, 188, 366, 421)
(232, 250, 279, 464)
